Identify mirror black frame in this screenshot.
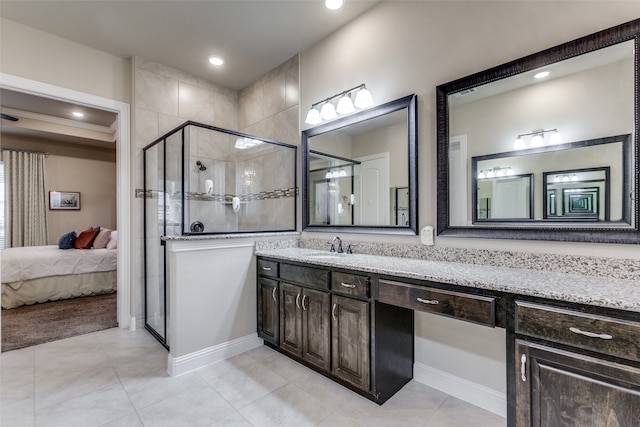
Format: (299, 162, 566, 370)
(436, 18, 640, 243)
(302, 94, 418, 235)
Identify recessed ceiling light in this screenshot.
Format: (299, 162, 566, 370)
(72, 111, 84, 118)
(325, 0, 343, 10)
(534, 71, 550, 79)
(208, 56, 224, 66)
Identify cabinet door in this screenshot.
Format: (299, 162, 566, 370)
(257, 278, 279, 345)
(280, 282, 302, 357)
(332, 295, 370, 391)
(301, 287, 331, 371)
(516, 340, 640, 427)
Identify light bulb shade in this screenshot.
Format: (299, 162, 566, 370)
(562, 175, 570, 182)
(336, 95, 355, 115)
(506, 168, 514, 176)
(305, 108, 322, 125)
(571, 174, 578, 181)
(354, 88, 374, 109)
(496, 169, 505, 177)
(478, 171, 486, 179)
(554, 176, 561, 183)
(486, 170, 495, 178)
(549, 131, 563, 145)
(320, 102, 337, 120)
(530, 134, 544, 147)
(325, 170, 332, 179)
(513, 137, 526, 150)
(339, 169, 347, 177)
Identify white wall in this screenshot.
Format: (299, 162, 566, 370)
(299, 1, 640, 409)
(0, 18, 131, 103)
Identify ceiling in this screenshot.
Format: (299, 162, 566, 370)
(0, 0, 380, 148)
(0, 0, 380, 91)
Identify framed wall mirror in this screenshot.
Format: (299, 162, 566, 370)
(302, 94, 418, 235)
(437, 19, 640, 243)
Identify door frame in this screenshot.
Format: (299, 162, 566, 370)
(0, 73, 132, 329)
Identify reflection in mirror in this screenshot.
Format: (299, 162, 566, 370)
(303, 94, 418, 235)
(476, 174, 533, 221)
(544, 168, 610, 221)
(471, 135, 629, 224)
(437, 19, 640, 243)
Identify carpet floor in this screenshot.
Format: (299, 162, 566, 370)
(1, 292, 117, 352)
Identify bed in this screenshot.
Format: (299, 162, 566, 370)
(1, 245, 117, 309)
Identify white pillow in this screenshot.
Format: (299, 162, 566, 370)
(106, 230, 118, 250)
(93, 228, 112, 249)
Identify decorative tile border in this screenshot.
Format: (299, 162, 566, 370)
(135, 187, 296, 201)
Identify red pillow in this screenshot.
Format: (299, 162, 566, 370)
(74, 227, 100, 249)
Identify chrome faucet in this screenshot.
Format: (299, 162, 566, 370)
(329, 236, 343, 253)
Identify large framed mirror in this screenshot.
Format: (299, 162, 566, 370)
(302, 94, 418, 235)
(437, 18, 640, 243)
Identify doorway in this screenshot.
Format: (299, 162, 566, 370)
(0, 73, 132, 339)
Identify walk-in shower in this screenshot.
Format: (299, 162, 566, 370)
(142, 121, 297, 347)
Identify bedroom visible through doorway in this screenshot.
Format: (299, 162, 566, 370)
(0, 73, 131, 350)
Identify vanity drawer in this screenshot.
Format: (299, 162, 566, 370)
(258, 259, 278, 278)
(331, 271, 369, 298)
(516, 301, 640, 363)
(378, 279, 495, 327)
(280, 263, 329, 290)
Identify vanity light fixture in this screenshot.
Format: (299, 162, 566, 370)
(554, 174, 579, 183)
(478, 166, 513, 179)
(305, 84, 375, 125)
(513, 129, 562, 150)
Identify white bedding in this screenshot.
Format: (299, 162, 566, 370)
(1, 245, 117, 284)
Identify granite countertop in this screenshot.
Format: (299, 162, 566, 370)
(255, 247, 640, 313)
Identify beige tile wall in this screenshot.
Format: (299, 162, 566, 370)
(133, 55, 300, 323)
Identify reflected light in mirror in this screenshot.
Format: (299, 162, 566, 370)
(534, 71, 550, 79)
(305, 108, 322, 125)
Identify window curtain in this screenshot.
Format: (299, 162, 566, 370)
(3, 150, 48, 247)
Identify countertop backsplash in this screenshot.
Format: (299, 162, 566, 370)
(255, 237, 640, 282)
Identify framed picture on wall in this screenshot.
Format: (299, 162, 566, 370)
(49, 191, 81, 210)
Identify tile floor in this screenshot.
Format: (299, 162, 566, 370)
(1, 328, 506, 426)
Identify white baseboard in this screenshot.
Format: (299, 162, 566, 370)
(413, 362, 507, 418)
(168, 333, 263, 376)
(128, 316, 137, 331)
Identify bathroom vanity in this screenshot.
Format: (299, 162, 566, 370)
(255, 248, 640, 426)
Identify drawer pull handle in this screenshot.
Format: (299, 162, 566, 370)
(262, 266, 272, 271)
(272, 287, 277, 302)
(296, 293, 301, 309)
(341, 282, 356, 289)
(417, 297, 439, 305)
(521, 354, 527, 382)
(302, 295, 308, 311)
(332, 303, 337, 321)
(569, 327, 613, 340)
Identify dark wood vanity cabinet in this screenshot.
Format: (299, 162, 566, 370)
(257, 259, 279, 346)
(280, 282, 331, 371)
(256, 257, 413, 404)
(514, 300, 640, 426)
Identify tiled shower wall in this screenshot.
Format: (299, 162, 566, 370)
(133, 55, 300, 323)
